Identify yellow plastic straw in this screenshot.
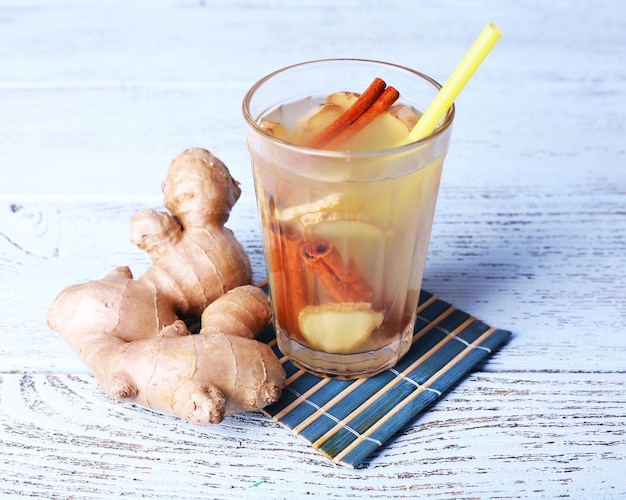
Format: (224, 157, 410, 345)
(400, 22, 502, 145)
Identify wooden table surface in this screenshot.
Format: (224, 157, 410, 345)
(1, 1, 624, 498)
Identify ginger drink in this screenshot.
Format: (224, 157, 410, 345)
(243, 59, 454, 378)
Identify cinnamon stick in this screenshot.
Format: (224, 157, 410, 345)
(268, 223, 308, 340)
(301, 239, 373, 303)
(324, 86, 399, 150)
(304, 78, 387, 149)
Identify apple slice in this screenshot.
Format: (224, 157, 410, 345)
(294, 91, 420, 150)
(325, 91, 359, 109)
(306, 214, 385, 241)
(292, 92, 358, 146)
(260, 120, 292, 142)
(274, 193, 344, 227)
(293, 102, 344, 145)
(298, 302, 384, 354)
(274, 190, 375, 228)
(304, 215, 386, 298)
(340, 104, 419, 151)
(388, 103, 419, 130)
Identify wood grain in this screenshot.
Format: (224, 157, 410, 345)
(1, 0, 625, 497)
(1, 372, 623, 497)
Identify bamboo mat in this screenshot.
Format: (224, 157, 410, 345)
(257, 288, 512, 468)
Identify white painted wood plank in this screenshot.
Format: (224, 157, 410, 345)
(1, 372, 623, 498)
(0, 198, 265, 373)
(0, 85, 253, 198)
(1, 1, 624, 198)
(1, 0, 625, 497)
(1, 193, 624, 373)
(2, 80, 624, 198)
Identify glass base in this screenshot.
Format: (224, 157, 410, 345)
(275, 322, 414, 379)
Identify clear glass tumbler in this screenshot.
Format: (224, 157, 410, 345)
(243, 59, 454, 378)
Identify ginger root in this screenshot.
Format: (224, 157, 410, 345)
(47, 148, 285, 424)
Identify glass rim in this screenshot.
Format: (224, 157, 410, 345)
(242, 57, 455, 158)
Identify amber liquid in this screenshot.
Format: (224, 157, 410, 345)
(251, 97, 444, 377)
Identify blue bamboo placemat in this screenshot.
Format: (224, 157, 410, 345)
(256, 288, 512, 468)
